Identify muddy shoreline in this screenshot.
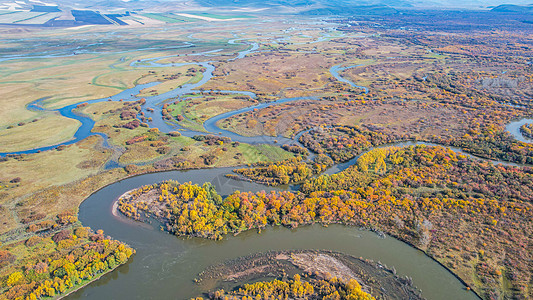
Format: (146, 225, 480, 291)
(195, 249, 425, 299)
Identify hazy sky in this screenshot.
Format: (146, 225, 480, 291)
(74, 0, 533, 9)
(146, 0, 533, 3)
(420, 0, 532, 6)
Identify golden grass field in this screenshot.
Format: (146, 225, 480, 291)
(0, 115, 80, 152)
(166, 93, 255, 130)
(0, 135, 111, 233)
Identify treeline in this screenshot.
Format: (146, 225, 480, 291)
(0, 226, 134, 300)
(299, 125, 407, 163)
(281, 144, 309, 156)
(230, 155, 333, 186)
(520, 123, 533, 139)
(193, 135, 232, 146)
(420, 72, 533, 164)
(301, 123, 533, 166)
(430, 128, 533, 165)
(118, 145, 532, 299)
(231, 124, 406, 186)
(302, 145, 533, 201)
(200, 274, 374, 300)
(125, 128, 166, 146)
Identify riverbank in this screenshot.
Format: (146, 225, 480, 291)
(505, 118, 533, 143)
(519, 123, 533, 140)
(72, 155, 486, 300)
(57, 259, 131, 300)
(0, 223, 135, 300)
(114, 185, 482, 299)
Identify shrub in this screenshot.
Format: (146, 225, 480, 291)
(52, 230, 71, 244)
(0, 250, 15, 268)
(74, 227, 89, 238)
(25, 236, 43, 247)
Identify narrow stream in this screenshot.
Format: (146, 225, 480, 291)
(2, 35, 530, 157)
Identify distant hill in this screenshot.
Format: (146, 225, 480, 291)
(194, 0, 533, 10)
(302, 4, 399, 16)
(196, 0, 414, 9)
(491, 4, 533, 12)
(1, 0, 533, 27)
(195, 0, 314, 7)
(3, 0, 533, 14)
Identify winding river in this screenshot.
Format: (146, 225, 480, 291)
(73, 167, 479, 300)
(0, 40, 297, 156)
(505, 118, 533, 143)
(329, 64, 369, 94)
(2, 34, 529, 156)
(69, 137, 523, 299)
(3, 31, 531, 300)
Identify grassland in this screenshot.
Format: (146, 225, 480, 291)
(78, 99, 294, 167)
(0, 23, 281, 235)
(0, 55, 183, 152)
(0, 115, 80, 152)
(205, 29, 530, 151)
(141, 13, 195, 23)
(202, 48, 340, 97)
(166, 93, 255, 130)
(136, 67, 204, 97)
(0, 54, 140, 123)
(0, 95, 295, 234)
(187, 12, 253, 20)
(0, 135, 112, 233)
(0, 25, 248, 152)
(174, 12, 254, 22)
